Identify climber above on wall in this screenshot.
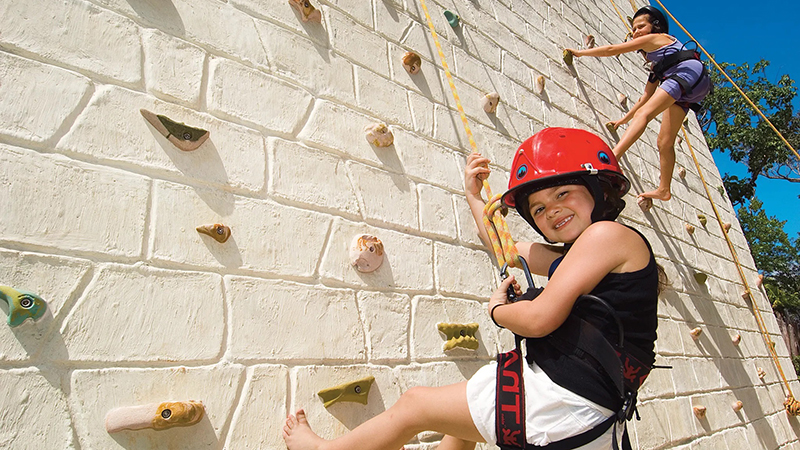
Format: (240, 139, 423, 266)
(565, 5, 712, 211)
(283, 128, 662, 450)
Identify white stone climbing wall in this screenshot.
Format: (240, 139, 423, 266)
(0, 0, 797, 448)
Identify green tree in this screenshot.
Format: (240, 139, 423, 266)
(702, 59, 800, 205)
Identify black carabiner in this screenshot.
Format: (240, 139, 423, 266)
(499, 256, 535, 302)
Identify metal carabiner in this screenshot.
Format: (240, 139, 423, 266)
(499, 256, 535, 302)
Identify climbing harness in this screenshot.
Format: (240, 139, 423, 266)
(417, 0, 520, 268)
(646, 40, 711, 113)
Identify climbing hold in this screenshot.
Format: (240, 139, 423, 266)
(741, 291, 750, 301)
(685, 224, 695, 235)
(349, 235, 384, 273)
(784, 396, 800, 415)
(637, 196, 653, 212)
(563, 49, 574, 66)
(105, 401, 205, 433)
(196, 224, 231, 243)
(757, 274, 764, 287)
(437, 322, 479, 351)
(481, 92, 500, 114)
(535, 75, 546, 95)
(697, 214, 707, 227)
(584, 35, 596, 49)
(678, 167, 687, 179)
(402, 51, 421, 75)
(288, 0, 322, 23)
(732, 400, 744, 412)
(683, 116, 689, 126)
(443, 10, 459, 28)
(364, 123, 394, 147)
(690, 327, 702, 340)
(723, 222, 732, 233)
(0, 286, 47, 327)
(676, 135, 683, 146)
(693, 405, 706, 419)
(605, 122, 618, 133)
(617, 93, 628, 107)
(140, 109, 210, 152)
(317, 376, 375, 408)
(693, 272, 707, 284)
(732, 334, 741, 345)
(757, 367, 766, 380)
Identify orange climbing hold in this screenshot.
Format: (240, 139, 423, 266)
(288, 0, 322, 22)
(402, 51, 421, 75)
(690, 327, 702, 339)
(693, 405, 706, 419)
(481, 92, 500, 114)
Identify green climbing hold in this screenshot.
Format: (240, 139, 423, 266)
(444, 10, 459, 28)
(140, 109, 210, 151)
(0, 285, 47, 327)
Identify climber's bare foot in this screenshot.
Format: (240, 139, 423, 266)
(639, 188, 671, 202)
(283, 409, 325, 450)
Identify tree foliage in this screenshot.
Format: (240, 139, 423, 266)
(702, 59, 800, 205)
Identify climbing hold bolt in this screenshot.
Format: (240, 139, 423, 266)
(617, 93, 628, 107)
(437, 323, 479, 351)
(481, 92, 500, 114)
(364, 123, 394, 147)
(563, 49, 574, 66)
(690, 327, 702, 339)
(140, 109, 210, 152)
(317, 375, 375, 408)
(678, 167, 687, 179)
(402, 51, 421, 75)
(584, 35, 596, 49)
(697, 214, 707, 227)
(693, 405, 707, 419)
(288, 0, 322, 23)
(105, 401, 205, 433)
(685, 224, 695, 235)
(535, 75, 546, 95)
(723, 222, 732, 233)
(443, 10, 459, 28)
(732, 334, 741, 345)
(732, 400, 744, 412)
(693, 272, 707, 284)
(350, 235, 384, 273)
(196, 224, 231, 243)
(0, 286, 47, 327)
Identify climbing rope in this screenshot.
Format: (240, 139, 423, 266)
(417, 0, 520, 268)
(606, 0, 799, 414)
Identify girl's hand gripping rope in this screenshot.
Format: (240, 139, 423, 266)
(489, 276, 520, 328)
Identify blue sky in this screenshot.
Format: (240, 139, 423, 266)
(648, 1, 800, 238)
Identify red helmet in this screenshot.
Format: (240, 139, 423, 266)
(501, 128, 630, 239)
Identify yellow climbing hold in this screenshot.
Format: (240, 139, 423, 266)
(697, 214, 707, 227)
(437, 322, 479, 351)
(318, 376, 375, 408)
(563, 49, 574, 66)
(693, 272, 707, 284)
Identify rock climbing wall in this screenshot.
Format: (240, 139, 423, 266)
(0, 0, 798, 448)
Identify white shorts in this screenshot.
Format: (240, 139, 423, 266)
(466, 360, 622, 449)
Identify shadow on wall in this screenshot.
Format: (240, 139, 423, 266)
(109, 414, 219, 449)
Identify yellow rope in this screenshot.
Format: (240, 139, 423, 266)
(417, 0, 520, 268)
(653, 0, 800, 163)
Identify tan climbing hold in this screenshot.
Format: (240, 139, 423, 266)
(690, 327, 702, 339)
(481, 92, 500, 114)
(678, 167, 687, 179)
(723, 222, 732, 233)
(732, 400, 744, 412)
(563, 49, 574, 66)
(757, 274, 764, 287)
(697, 214, 707, 227)
(105, 401, 205, 433)
(438, 322, 479, 351)
(317, 376, 375, 408)
(350, 234, 384, 273)
(617, 93, 628, 107)
(605, 122, 618, 133)
(685, 224, 695, 235)
(364, 123, 394, 147)
(693, 272, 707, 284)
(741, 291, 750, 301)
(732, 334, 741, 345)
(693, 405, 706, 419)
(535, 75, 546, 94)
(288, 0, 322, 22)
(196, 224, 231, 243)
(584, 35, 596, 49)
(140, 109, 210, 152)
(757, 367, 766, 380)
(637, 196, 653, 212)
(402, 51, 421, 75)
(676, 135, 683, 146)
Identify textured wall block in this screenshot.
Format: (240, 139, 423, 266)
(142, 29, 206, 107)
(355, 67, 413, 129)
(208, 58, 313, 134)
(226, 277, 365, 362)
(434, 242, 495, 299)
(269, 139, 360, 216)
(256, 21, 356, 104)
(0, 52, 91, 144)
(70, 365, 244, 449)
(347, 162, 418, 230)
(150, 181, 330, 276)
(393, 129, 463, 191)
(357, 291, 411, 362)
(393, 360, 485, 390)
(319, 218, 434, 291)
(502, 51, 532, 90)
(418, 184, 457, 239)
(411, 296, 497, 360)
(58, 265, 224, 362)
(329, 9, 389, 76)
(225, 365, 289, 449)
(0, 369, 74, 449)
(58, 86, 266, 192)
(0, 145, 148, 257)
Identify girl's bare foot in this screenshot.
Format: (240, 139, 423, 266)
(639, 187, 671, 201)
(283, 409, 324, 450)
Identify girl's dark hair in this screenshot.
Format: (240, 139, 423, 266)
(597, 176, 626, 221)
(642, 13, 668, 33)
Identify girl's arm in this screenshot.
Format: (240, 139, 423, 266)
(489, 221, 650, 337)
(613, 79, 659, 126)
(567, 34, 667, 58)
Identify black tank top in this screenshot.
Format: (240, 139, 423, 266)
(526, 226, 659, 410)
